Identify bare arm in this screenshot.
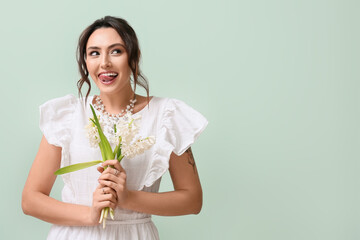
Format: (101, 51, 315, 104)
(22, 136, 116, 226)
(99, 147, 203, 216)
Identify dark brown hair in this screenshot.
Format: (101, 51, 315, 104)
(77, 16, 149, 102)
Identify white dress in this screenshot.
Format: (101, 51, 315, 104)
(39, 95, 208, 240)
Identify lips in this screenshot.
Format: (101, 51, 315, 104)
(98, 71, 118, 85)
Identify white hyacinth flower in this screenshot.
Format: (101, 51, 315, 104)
(84, 120, 101, 148)
(122, 136, 156, 159)
(112, 112, 156, 159)
(108, 134, 120, 146)
(86, 112, 155, 158)
(115, 112, 141, 144)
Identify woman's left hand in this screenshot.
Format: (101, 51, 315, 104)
(97, 160, 129, 208)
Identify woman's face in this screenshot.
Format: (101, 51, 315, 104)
(85, 27, 131, 95)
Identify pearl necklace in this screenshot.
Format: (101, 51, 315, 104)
(92, 95, 137, 122)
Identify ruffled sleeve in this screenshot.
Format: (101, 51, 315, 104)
(39, 94, 77, 149)
(160, 98, 208, 156)
(143, 98, 208, 188)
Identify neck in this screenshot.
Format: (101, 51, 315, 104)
(99, 88, 135, 114)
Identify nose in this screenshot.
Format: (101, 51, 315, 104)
(101, 54, 111, 69)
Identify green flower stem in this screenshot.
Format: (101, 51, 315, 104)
(102, 208, 109, 228)
(90, 105, 122, 227)
(99, 208, 104, 223)
(56, 105, 130, 227)
(110, 208, 114, 220)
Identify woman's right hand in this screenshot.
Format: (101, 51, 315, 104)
(89, 184, 117, 225)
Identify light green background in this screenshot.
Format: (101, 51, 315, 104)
(1, 0, 359, 239)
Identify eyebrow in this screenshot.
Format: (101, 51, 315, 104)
(87, 43, 126, 51)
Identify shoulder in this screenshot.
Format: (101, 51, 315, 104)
(39, 94, 89, 126)
(40, 94, 94, 112)
(141, 97, 183, 119)
(40, 94, 79, 109)
(149, 96, 189, 110)
(151, 96, 208, 127)
(154, 97, 204, 116)
(39, 94, 83, 147)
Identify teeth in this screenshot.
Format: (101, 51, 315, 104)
(100, 73, 117, 76)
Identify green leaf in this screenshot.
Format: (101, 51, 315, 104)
(100, 146, 107, 161)
(54, 160, 103, 175)
(117, 146, 122, 160)
(90, 105, 115, 160)
(116, 137, 122, 160)
(113, 144, 120, 158)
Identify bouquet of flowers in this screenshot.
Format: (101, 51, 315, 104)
(55, 105, 155, 228)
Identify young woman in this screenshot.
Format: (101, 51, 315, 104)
(22, 16, 207, 239)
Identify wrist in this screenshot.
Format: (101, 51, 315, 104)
(85, 206, 100, 226)
(119, 190, 134, 210)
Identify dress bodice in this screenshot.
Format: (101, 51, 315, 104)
(39, 94, 208, 239)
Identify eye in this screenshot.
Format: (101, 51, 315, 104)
(89, 51, 99, 56)
(112, 49, 122, 54)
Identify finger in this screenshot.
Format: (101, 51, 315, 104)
(99, 171, 127, 187)
(102, 187, 117, 197)
(98, 192, 117, 203)
(99, 173, 119, 183)
(94, 186, 117, 201)
(110, 167, 122, 177)
(99, 179, 123, 192)
(102, 167, 126, 177)
(102, 159, 119, 168)
(102, 167, 120, 176)
(103, 167, 127, 179)
(96, 200, 117, 210)
(94, 188, 117, 202)
(119, 171, 126, 179)
(93, 186, 107, 198)
(102, 160, 125, 172)
(112, 168, 120, 176)
(96, 185, 116, 193)
(97, 166, 104, 173)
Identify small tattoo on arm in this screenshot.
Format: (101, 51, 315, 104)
(185, 147, 197, 174)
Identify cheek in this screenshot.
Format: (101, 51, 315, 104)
(86, 68, 98, 84)
(117, 55, 131, 72)
(120, 61, 131, 74)
(85, 60, 96, 76)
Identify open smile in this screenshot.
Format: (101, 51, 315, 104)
(98, 71, 118, 85)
